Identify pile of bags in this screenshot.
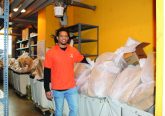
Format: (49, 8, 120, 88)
(9, 52, 44, 79)
(10, 52, 33, 73)
(74, 38, 155, 111)
(31, 58, 44, 79)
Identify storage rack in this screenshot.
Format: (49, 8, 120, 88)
(15, 35, 38, 59)
(64, 23, 99, 58)
(29, 35, 37, 58)
(0, 0, 9, 116)
(15, 39, 29, 58)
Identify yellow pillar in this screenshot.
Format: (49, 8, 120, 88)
(155, 0, 163, 115)
(38, 5, 74, 49)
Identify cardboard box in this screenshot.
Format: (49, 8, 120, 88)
(135, 42, 150, 59)
(123, 42, 150, 65)
(123, 52, 139, 65)
(22, 28, 29, 40)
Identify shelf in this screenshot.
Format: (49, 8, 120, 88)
(16, 39, 29, 44)
(30, 44, 37, 47)
(73, 38, 97, 44)
(63, 23, 99, 58)
(16, 47, 29, 50)
(65, 23, 98, 33)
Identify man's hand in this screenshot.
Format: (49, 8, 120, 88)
(45, 91, 53, 100)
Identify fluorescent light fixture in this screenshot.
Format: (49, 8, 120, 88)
(21, 9, 26, 13)
(13, 8, 18, 12)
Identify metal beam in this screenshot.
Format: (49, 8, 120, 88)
(71, 1, 96, 10)
(12, 18, 37, 24)
(10, 0, 22, 10)
(28, 0, 53, 16)
(19, 0, 47, 18)
(11, 0, 35, 19)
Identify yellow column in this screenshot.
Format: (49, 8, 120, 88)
(38, 5, 74, 49)
(155, 0, 163, 115)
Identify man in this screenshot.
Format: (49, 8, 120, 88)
(44, 27, 87, 116)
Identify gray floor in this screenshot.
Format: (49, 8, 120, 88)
(1, 84, 43, 116)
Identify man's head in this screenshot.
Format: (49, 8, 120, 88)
(56, 27, 70, 46)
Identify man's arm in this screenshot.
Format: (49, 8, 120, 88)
(80, 57, 89, 64)
(44, 67, 51, 92)
(44, 67, 53, 100)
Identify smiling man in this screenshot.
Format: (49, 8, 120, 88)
(44, 27, 86, 116)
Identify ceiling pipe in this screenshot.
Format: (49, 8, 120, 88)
(11, 0, 23, 11)
(12, 18, 37, 24)
(70, 0, 96, 10)
(54, 0, 96, 11)
(10, 0, 35, 19)
(19, 0, 47, 18)
(29, 0, 53, 16)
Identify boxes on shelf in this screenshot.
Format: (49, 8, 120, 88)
(22, 28, 29, 40)
(123, 42, 150, 65)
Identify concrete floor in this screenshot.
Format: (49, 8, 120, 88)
(1, 84, 43, 116)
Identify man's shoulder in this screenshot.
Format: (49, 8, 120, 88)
(68, 45, 78, 51)
(46, 45, 58, 54)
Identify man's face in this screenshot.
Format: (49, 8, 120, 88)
(58, 31, 69, 45)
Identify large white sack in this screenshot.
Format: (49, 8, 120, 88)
(141, 53, 155, 82)
(78, 79, 89, 95)
(114, 38, 140, 69)
(132, 95, 154, 111)
(88, 61, 120, 97)
(128, 81, 155, 104)
(95, 52, 116, 65)
(95, 52, 125, 73)
(109, 66, 141, 102)
(124, 37, 140, 47)
(74, 63, 91, 87)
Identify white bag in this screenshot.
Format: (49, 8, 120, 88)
(88, 61, 119, 97)
(128, 81, 155, 104)
(109, 66, 141, 102)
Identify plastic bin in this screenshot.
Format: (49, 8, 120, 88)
(36, 79, 54, 109)
(12, 71, 30, 95)
(30, 75, 37, 102)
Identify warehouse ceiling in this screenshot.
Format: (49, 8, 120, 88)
(0, 0, 95, 31)
(0, 0, 54, 30)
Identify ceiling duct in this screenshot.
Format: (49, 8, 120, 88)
(70, 0, 96, 10)
(54, 0, 96, 11)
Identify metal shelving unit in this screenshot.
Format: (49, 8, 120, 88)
(15, 35, 38, 59)
(15, 39, 29, 58)
(0, 0, 9, 116)
(29, 35, 37, 59)
(65, 23, 99, 58)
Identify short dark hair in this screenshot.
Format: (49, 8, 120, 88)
(56, 27, 70, 38)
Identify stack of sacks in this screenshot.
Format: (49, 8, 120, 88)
(0, 60, 3, 69)
(74, 63, 91, 95)
(114, 37, 140, 68)
(128, 53, 155, 110)
(31, 58, 44, 79)
(109, 65, 141, 102)
(109, 38, 143, 101)
(10, 60, 22, 72)
(17, 52, 33, 73)
(8, 58, 16, 68)
(88, 52, 121, 97)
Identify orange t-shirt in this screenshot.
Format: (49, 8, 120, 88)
(44, 44, 84, 90)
